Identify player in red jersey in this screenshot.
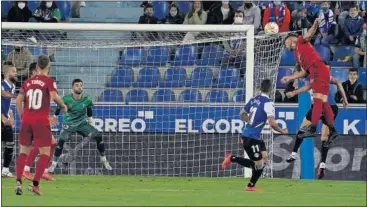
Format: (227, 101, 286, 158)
(15, 56, 67, 196)
(281, 18, 339, 141)
(22, 62, 57, 182)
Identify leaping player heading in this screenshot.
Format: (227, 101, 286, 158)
(15, 55, 67, 196)
(282, 18, 339, 142)
(222, 79, 288, 191)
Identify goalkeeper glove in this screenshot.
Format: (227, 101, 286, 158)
(88, 117, 94, 125)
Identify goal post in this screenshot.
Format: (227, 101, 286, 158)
(2, 22, 283, 178)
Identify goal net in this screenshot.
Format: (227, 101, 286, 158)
(2, 23, 285, 177)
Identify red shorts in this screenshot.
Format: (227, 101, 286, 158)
(308, 62, 330, 95)
(19, 122, 52, 147)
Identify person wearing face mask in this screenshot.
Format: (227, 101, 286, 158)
(263, 1, 291, 33)
(221, 11, 247, 78)
(162, 4, 184, 24)
(353, 23, 367, 68)
(33, 1, 61, 23)
(314, 1, 336, 47)
(7, 1, 33, 22)
(290, 8, 311, 32)
(207, 1, 235, 24)
(237, 1, 261, 33)
(6, 46, 33, 87)
(341, 5, 364, 45)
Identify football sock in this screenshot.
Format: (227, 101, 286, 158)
(53, 139, 65, 161)
(48, 143, 56, 165)
(230, 156, 255, 169)
(33, 154, 49, 185)
(248, 168, 264, 187)
(322, 103, 335, 127)
(321, 141, 329, 163)
(311, 99, 323, 126)
(3, 142, 14, 168)
(96, 139, 105, 157)
(26, 145, 39, 169)
(16, 153, 28, 181)
(292, 132, 304, 153)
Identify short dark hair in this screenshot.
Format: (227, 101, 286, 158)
(72, 78, 83, 86)
(144, 3, 153, 12)
(37, 55, 50, 70)
(349, 68, 358, 73)
(29, 62, 37, 74)
(261, 79, 272, 93)
(283, 32, 299, 45)
(235, 10, 244, 16)
(3, 61, 13, 66)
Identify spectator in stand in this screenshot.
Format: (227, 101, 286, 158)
(221, 11, 246, 77)
(263, 1, 291, 33)
(32, 1, 61, 22)
(162, 3, 184, 24)
(341, 5, 364, 45)
(290, 7, 311, 32)
(353, 23, 366, 68)
(7, 1, 33, 22)
(304, 1, 320, 24)
(283, 80, 298, 103)
(6, 46, 33, 86)
(238, 1, 261, 33)
(184, 1, 207, 24)
(336, 68, 365, 103)
(314, 1, 337, 46)
(207, 1, 235, 24)
(138, 3, 158, 24)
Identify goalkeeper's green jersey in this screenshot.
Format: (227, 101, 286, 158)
(61, 93, 93, 128)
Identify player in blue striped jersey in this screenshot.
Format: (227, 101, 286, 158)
(285, 74, 348, 179)
(221, 79, 288, 191)
(1, 63, 18, 177)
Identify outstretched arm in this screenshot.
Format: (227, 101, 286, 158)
(286, 83, 312, 98)
(331, 77, 348, 108)
(281, 70, 308, 84)
(303, 18, 320, 42)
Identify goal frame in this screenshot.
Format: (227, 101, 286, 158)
(2, 22, 255, 177)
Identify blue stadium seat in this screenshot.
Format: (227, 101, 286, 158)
(159, 67, 187, 87)
(175, 1, 192, 15)
(196, 44, 224, 66)
(178, 89, 202, 102)
(132, 67, 160, 87)
(233, 89, 246, 103)
(331, 68, 348, 82)
(152, 89, 176, 102)
(27, 1, 40, 13)
(99, 89, 123, 102)
(171, 45, 197, 66)
(330, 46, 355, 67)
(205, 90, 229, 103)
(276, 68, 293, 89)
(280, 48, 295, 66)
(214, 68, 244, 88)
(329, 84, 337, 97)
(358, 68, 367, 89)
(152, 1, 169, 20)
(186, 67, 213, 87)
(314, 45, 330, 63)
(106, 67, 134, 88)
(1, 1, 13, 18)
(28, 47, 47, 57)
(55, 1, 71, 21)
(1, 45, 13, 56)
(230, 1, 243, 10)
(126, 89, 149, 102)
(145, 46, 169, 66)
(119, 47, 145, 66)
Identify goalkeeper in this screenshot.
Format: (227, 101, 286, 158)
(48, 79, 112, 172)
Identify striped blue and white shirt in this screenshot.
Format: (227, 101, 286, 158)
(1, 80, 15, 119)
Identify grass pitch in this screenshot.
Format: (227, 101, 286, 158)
(2, 176, 366, 206)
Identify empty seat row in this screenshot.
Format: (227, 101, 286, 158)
(106, 67, 244, 88)
(120, 45, 224, 66)
(99, 89, 246, 103)
(280, 45, 356, 67)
